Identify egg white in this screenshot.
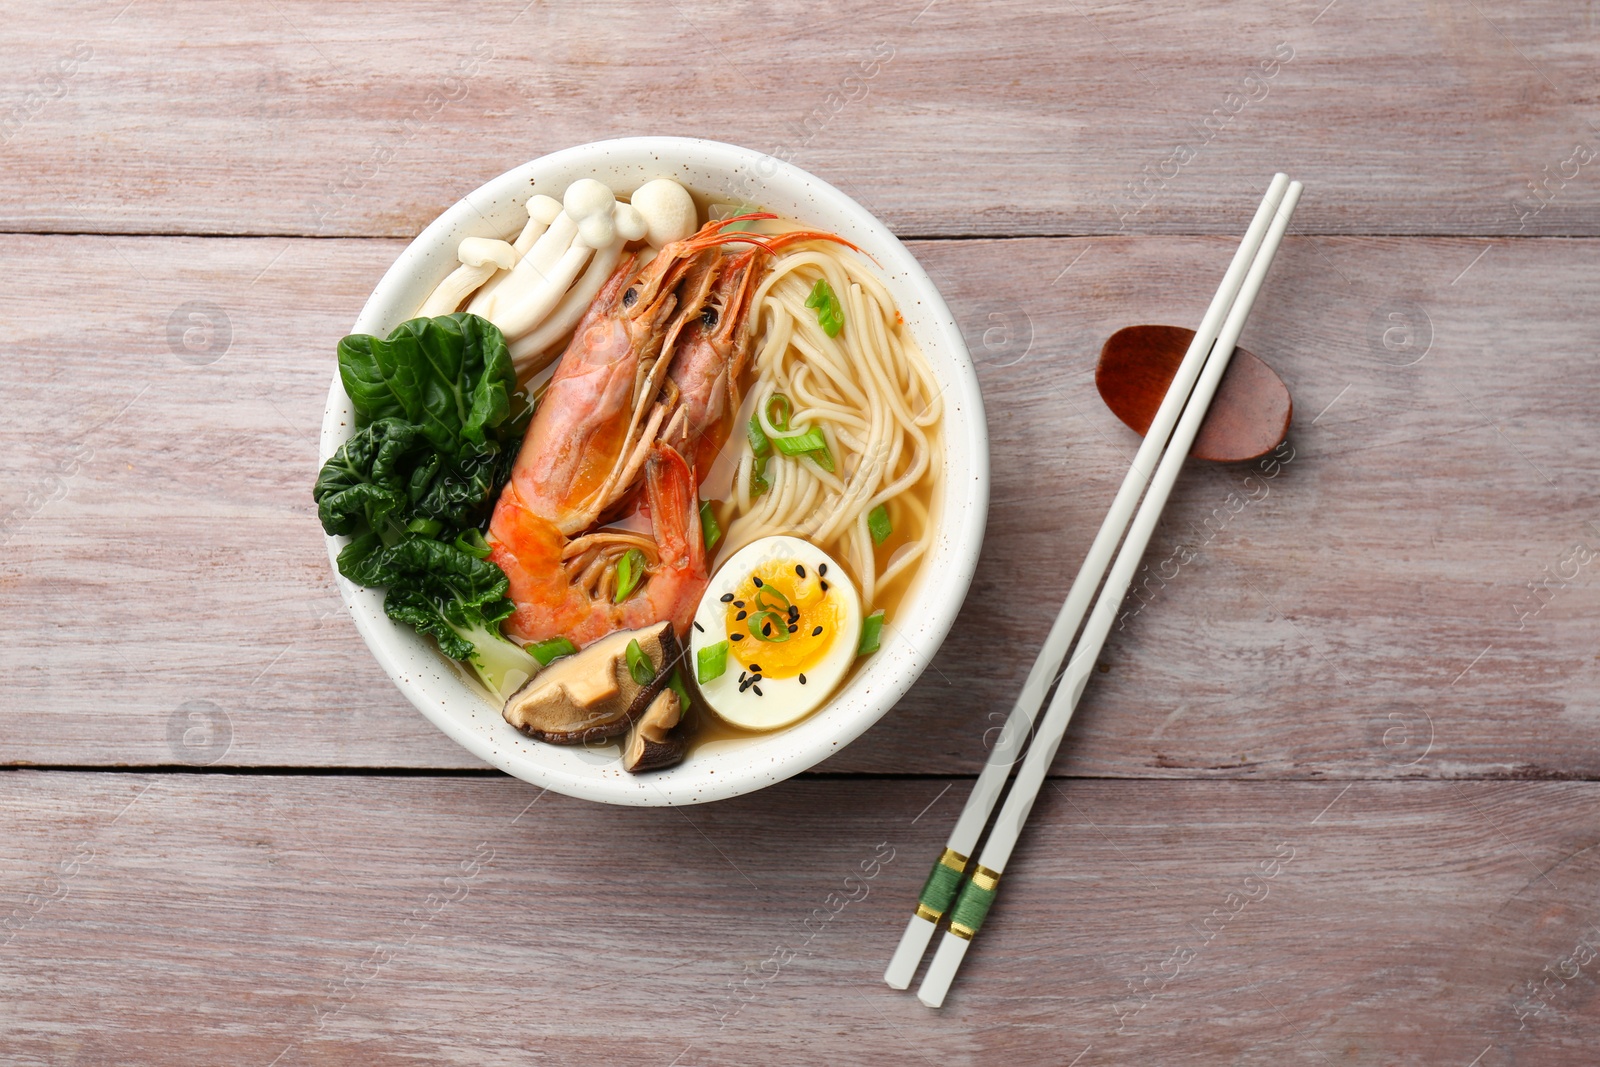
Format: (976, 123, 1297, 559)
(689, 535, 862, 731)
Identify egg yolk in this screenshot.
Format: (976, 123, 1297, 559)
(723, 559, 841, 678)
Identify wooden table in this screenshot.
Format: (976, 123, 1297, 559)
(4, 3, 1598, 1062)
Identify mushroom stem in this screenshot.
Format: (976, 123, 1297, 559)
(467, 212, 580, 324)
(416, 237, 519, 317)
(506, 241, 624, 373)
(513, 194, 564, 255)
(494, 239, 594, 340)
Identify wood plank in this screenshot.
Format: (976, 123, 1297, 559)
(3, 1, 1599, 237)
(1, 773, 1596, 1063)
(3, 233, 1597, 774)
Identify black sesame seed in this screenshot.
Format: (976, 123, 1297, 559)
(693, 621, 704, 633)
(812, 626, 823, 636)
(818, 563, 828, 576)
(752, 685, 763, 696)
(736, 610, 747, 621)
(738, 677, 752, 692)
(820, 580, 830, 592)
(720, 593, 734, 603)
(733, 600, 744, 608)
(796, 564, 806, 578)
(762, 622, 772, 636)
(798, 673, 807, 684)
(731, 633, 745, 641)
(752, 576, 763, 587)
(749, 663, 761, 672)
(738, 671, 747, 684)
(787, 624, 798, 634)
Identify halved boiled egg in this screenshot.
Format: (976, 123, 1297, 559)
(688, 535, 862, 731)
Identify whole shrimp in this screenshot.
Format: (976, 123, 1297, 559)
(488, 215, 852, 647)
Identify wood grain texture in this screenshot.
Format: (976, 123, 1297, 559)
(1, 773, 1595, 1065)
(3, 232, 1597, 775)
(3, 1, 1599, 238)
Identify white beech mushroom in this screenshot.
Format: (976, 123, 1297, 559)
(507, 198, 647, 369)
(512, 194, 564, 255)
(416, 236, 518, 317)
(630, 178, 697, 249)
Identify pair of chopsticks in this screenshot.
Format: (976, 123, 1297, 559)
(885, 174, 1304, 1007)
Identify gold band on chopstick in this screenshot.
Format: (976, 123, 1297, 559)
(914, 847, 970, 923)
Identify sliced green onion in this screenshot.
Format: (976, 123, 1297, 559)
(526, 636, 577, 666)
(805, 278, 844, 337)
(858, 610, 886, 655)
(753, 584, 791, 614)
(747, 410, 771, 457)
(808, 441, 836, 473)
(750, 453, 771, 498)
(697, 640, 730, 684)
(614, 547, 647, 603)
(667, 668, 690, 713)
(454, 528, 492, 559)
(625, 638, 655, 686)
(766, 393, 793, 432)
(748, 609, 790, 642)
(772, 425, 828, 457)
(699, 500, 722, 552)
(868, 504, 892, 546)
(719, 204, 763, 232)
(406, 517, 443, 538)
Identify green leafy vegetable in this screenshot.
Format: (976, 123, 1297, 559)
(349, 536, 534, 699)
(804, 278, 844, 337)
(697, 640, 729, 684)
(526, 636, 577, 666)
(314, 313, 534, 694)
(868, 504, 892, 546)
(614, 547, 648, 603)
(858, 610, 886, 656)
(337, 312, 520, 461)
(699, 500, 722, 552)
(625, 638, 655, 686)
(313, 418, 429, 542)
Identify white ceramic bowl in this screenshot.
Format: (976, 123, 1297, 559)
(318, 137, 988, 805)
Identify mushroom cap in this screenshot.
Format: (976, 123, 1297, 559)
(565, 179, 617, 250)
(614, 202, 649, 243)
(502, 622, 680, 745)
(457, 236, 517, 270)
(630, 178, 697, 249)
(622, 689, 687, 773)
(527, 193, 563, 225)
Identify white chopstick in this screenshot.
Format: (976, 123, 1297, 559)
(883, 174, 1294, 992)
(913, 179, 1303, 1008)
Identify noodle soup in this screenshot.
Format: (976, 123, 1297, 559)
(319, 138, 987, 803)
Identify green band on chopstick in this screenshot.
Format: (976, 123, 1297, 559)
(915, 847, 970, 922)
(947, 865, 1001, 940)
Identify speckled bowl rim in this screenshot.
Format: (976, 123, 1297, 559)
(318, 137, 989, 805)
